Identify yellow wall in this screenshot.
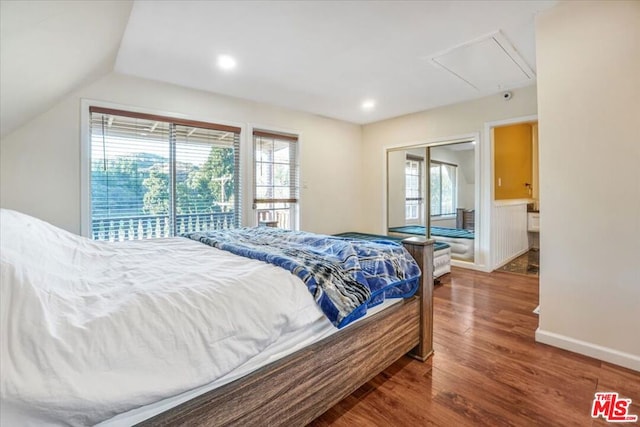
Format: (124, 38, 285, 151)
(494, 123, 533, 200)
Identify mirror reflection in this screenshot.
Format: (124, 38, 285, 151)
(387, 141, 475, 263)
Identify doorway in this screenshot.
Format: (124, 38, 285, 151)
(483, 116, 539, 276)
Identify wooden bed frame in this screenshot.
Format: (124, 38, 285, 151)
(138, 237, 434, 426)
(456, 208, 475, 231)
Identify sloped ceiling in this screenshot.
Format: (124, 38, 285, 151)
(1, 1, 556, 137)
(0, 0, 133, 138)
(116, 0, 556, 124)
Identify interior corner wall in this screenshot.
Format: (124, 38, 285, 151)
(361, 85, 538, 235)
(535, 1, 640, 369)
(0, 73, 363, 235)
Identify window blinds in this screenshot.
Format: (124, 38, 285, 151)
(405, 157, 423, 221)
(89, 107, 241, 241)
(405, 157, 423, 202)
(253, 130, 299, 229)
(253, 130, 299, 204)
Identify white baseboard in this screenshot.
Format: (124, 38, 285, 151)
(535, 328, 640, 372)
(450, 259, 488, 271)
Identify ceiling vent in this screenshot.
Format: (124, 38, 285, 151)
(430, 31, 535, 91)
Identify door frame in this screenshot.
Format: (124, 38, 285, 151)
(383, 132, 484, 271)
(482, 114, 538, 270)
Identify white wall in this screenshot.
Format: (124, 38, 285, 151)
(386, 149, 406, 228)
(0, 72, 363, 235)
(362, 85, 537, 232)
(535, 1, 640, 370)
(362, 85, 538, 269)
(431, 217, 456, 228)
(457, 150, 475, 210)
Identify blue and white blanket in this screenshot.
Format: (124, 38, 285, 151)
(183, 227, 421, 328)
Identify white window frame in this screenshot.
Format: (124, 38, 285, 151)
(249, 124, 301, 230)
(404, 156, 424, 224)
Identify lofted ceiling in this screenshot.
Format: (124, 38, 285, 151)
(1, 0, 556, 138)
(0, 0, 133, 138)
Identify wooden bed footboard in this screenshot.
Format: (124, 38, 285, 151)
(138, 238, 434, 426)
(401, 236, 435, 361)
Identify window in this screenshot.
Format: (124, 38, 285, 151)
(88, 107, 241, 241)
(405, 156, 423, 221)
(430, 160, 457, 216)
(253, 130, 299, 229)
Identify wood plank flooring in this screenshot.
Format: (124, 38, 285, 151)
(311, 268, 640, 426)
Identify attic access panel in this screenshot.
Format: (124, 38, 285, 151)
(432, 32, 535, 91)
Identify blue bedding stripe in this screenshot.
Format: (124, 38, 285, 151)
(183, 228, 421, 328)
(388, 225, 475, 240)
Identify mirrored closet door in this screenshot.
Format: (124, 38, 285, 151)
(387, 140, 476, 263)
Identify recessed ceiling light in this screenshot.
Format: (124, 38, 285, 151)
(217, 55, 237, 71)
(361, 99, 376, 111)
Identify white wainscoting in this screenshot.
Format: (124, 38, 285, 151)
(492, 200, 529, 270)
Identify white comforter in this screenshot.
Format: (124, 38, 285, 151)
(0, 209, 326, 426)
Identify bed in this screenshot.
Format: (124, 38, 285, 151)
(388, 225, 474, 262)
(0, 209, 434, 426)
(334, 232, 451, 280)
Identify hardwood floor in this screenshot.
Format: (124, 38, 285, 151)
(311, 268, 640, 426)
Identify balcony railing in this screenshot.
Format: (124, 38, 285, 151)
(257, 208, 291, 229)
(92, 212, 236, 241)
